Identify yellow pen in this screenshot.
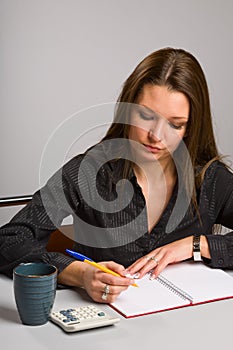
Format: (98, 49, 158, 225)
(66, 249, 138, 287)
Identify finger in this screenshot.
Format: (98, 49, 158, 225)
(126, 252, 161, 278)
(99, 291, 119, 304)
(92, 289, 115, 304)
(99, 283, 129, 303)
(136, 254, 163, 278)
(102, 261, 126, 276)
(88, 278, 129, 304)
(149, 255, 171, 280)
(101, 282, 130, 295)
(99, 271, 135, 287)
(125, 255, 155, 276)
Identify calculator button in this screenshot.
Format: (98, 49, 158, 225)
(98, 312, 105, 317)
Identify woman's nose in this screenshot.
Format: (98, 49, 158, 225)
(148, 119, 165, 142)
(148, 129, 161, 142)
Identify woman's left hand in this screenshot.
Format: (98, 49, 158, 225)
(125, 236, 210, 280)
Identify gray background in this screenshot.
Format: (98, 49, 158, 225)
(1, 0, 233, 224)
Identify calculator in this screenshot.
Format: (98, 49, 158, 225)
(49, 305, 120, 332)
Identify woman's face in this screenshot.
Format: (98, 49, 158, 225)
(128, 84, 190, 164)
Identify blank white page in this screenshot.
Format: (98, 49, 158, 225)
(111, 262, 233, 317)
(162, 261, 233, 304)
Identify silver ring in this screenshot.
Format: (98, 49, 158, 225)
(101, 292, 108, 301)
(150, 256, 159, 265)
(104, 284, 110, 294)
(144, 255, 150, 261)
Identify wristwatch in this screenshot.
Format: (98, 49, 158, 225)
(193, 235, 203, 261)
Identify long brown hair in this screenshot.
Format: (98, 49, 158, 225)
(102, 47, 222, 211)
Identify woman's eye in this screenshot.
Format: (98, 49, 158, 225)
(168, 122, 184, 130)
(139, 112, 154, 120)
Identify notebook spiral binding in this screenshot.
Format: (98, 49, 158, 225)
(156, 275, 194, 303)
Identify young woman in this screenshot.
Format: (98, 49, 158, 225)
(1, 47, 233, 303)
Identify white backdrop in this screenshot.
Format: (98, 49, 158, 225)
(1, 0, 233, 224)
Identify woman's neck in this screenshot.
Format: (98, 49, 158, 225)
(133, 158, 177, 185)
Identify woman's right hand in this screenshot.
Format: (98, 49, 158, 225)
(58, 260, 134, 303)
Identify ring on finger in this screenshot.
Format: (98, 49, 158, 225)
(150, 256, 159, 265)
(104, 284, 110, 294)
(101, 292, 108, 301)
(144, 255, 151, 261)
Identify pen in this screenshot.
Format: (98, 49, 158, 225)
(66, 249, 138, 287)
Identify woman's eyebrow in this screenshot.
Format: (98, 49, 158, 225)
(169, 116, 189, 121)
(137, 104, 157, 115)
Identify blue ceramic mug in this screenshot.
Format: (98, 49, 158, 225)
(13, 262, 57, 326)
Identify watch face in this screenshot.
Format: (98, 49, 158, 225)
(193, 251, 202, 261)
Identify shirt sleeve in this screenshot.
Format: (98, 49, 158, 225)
(205, 163, 233, 268)
(0, 157, 80, 277)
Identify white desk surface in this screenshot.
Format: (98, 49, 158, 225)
(1, 271, 233, 350)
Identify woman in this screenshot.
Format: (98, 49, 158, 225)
(1, 47, 233, 303)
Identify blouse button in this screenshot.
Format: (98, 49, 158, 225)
(218, 258, 224, 265)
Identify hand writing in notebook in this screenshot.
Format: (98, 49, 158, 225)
(58, 259, 135, 303)
(125, 236, 210, 280)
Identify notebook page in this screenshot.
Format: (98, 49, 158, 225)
(161, 261, 233, 304)
(111, 273, 190, 317)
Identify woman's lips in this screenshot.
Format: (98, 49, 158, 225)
(143, 144, 163, 153)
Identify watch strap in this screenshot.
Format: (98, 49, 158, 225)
(193, 235, 203, 261)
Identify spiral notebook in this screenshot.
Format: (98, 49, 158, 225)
(111, 261, 233, 318)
